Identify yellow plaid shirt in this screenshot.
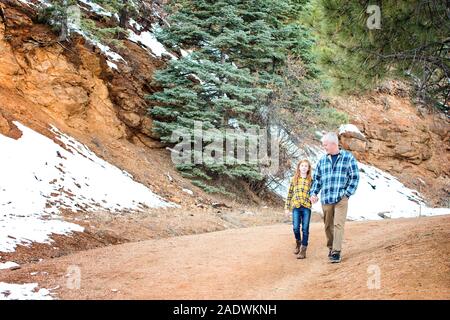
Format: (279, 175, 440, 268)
(285, 177, 312, 210)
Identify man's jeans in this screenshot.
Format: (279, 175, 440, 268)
(292, 207, 311, 247)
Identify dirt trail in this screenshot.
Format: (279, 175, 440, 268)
(1, 215, 449, 300)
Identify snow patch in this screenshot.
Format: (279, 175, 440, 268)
(0, 262, 20, 270)
(78, 0, 112, 17)
(339, 124, 365, 138)
(95, 42, 125, 63)
(180, 49, 191, 57)
(129, 18, 143, 31)
(127, 23, 177, 59)
(0, 217, 84, 253)
(0, 283, 53, 300)
(228, 118, 239, 129)
(17, 0, 50, 8)
(106, 60, 118, 70)
(68, 23, 126, 70)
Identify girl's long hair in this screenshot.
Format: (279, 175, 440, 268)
(293, 159, 312, 183)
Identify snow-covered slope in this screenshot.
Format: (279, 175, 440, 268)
(339, 162, 448, 220)
(0, 122, 176, 253)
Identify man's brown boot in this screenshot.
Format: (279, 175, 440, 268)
(294, 240, 301, 254)
(297, 245, 307, 259)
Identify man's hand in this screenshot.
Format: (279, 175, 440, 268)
(310, 195, 318, 204)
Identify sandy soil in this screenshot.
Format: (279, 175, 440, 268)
(1, 214, 449, 300)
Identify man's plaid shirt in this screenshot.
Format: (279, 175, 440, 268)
(310, 149, 360, 205)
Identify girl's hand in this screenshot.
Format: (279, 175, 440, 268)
(284, 209, 290, 216)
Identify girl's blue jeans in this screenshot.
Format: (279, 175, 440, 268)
(292, 206, 311, 247)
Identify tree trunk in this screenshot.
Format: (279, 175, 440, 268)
(119, 0, 129, 29)
(58, 0, 69, 42)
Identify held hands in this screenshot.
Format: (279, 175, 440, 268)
(310, 195, 318, 204)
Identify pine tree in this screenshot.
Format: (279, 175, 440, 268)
(147, 0, 311, 189)
(304, 0, 450, 110)
(149, 46, 271, 183)
(90, 0, 141, 29)
(37, 0, 78, 41)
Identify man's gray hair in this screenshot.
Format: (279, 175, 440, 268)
(321, 132, 339, 145)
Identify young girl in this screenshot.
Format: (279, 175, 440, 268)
(284, 159, 313, 259)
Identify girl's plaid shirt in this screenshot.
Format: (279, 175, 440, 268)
(285, 177, 312, 210)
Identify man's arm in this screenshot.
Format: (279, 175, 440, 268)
(345, 155, 360, 197)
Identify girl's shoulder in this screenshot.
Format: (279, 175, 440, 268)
(288, 177, 296, 187)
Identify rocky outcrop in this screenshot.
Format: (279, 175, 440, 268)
(105, 38, 165, 142)
(333, 81, 449, 206)
(0, 1, 172, 143)
(339, 124, 368, 159)
(0, 112, 22, 139)
(0, 10, 126, 139)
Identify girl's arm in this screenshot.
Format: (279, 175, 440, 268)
(307, 178, 313, 197)
(285, 179, 294, 210)
(310, 161, 322, 196)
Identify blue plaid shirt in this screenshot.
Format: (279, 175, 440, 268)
(310, 149, 360, 205)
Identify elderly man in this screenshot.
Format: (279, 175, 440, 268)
(310, 132, 360, 263)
